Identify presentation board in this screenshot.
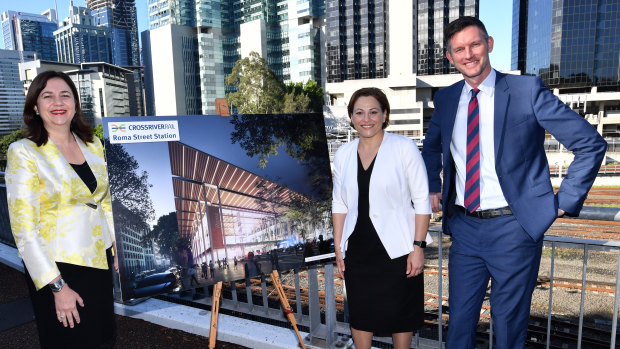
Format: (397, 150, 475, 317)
(102, 114, 333, 301)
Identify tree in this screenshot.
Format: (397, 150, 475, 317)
(225, 51, 285, 114)
(284, 80, 324, 113)
(226, 51, 325, 114)
(104, 140, 155, 225)
(0, 129, 25, 166)
(141, 212, 184, 261)
(94, 124, 104, 141)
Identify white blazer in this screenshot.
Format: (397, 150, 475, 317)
(332, 132, 432, 259)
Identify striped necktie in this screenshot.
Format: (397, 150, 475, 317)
(465, 88, 481, 213)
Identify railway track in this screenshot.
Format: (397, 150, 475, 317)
(229, 278, 616, 348)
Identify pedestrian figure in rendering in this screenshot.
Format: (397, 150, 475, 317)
(201, 262, 208, 279)
(421, 17, 606, 348)
(233, 256, 238, 270)
(244, 252, 262, 278)
(332, 87, 432, 349)
(6, 70, 119, 348)
(209, 260, 215, 280)
(189, 264, 200, 286)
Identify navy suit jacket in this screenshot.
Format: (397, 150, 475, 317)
(422, 70, 607, 242)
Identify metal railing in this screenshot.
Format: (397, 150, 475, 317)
(545, 138, 620, 153)
(1, 173, 619, 348)
(550, 164, 620, 176)
(157, 223, 620, 349)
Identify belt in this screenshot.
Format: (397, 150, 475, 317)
(458, 206, 513, 219)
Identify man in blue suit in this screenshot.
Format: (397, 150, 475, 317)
(422, 17, 606, 348)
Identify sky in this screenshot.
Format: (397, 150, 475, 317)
(2, 0, 513, 71)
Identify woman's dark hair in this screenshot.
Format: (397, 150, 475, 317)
(444, 16, 489, 53)
(347, 87, 390, 129)
(24, 70, 94, 146)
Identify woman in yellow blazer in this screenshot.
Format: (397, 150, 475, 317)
(6, 71, 118, 348)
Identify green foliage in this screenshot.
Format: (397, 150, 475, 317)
(285, 80, 324, 113)
(225, 51, 285, 114)
(94, 124, 104, 142)
(225, 51, 324, 114)
(0, 129, 25, 156)
(142, 212, 183, 260)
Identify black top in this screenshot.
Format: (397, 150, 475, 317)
(346, 152, 389, 263)
(70, 161, 97, 194)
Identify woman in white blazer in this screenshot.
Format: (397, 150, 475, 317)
(6, 71, 118, 348)
(332, 88, 431, 349)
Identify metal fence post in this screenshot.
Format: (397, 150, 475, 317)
(577, 244, 589, 349)
(546, 242, 556, 349)
(261, 274, 269, 315)
(245, 277, 254, 312)
(437, 229, 444, 349)
(294, 269, 302, 322)
(610, 250, 620, 349)
(324, 263, 337, 347)
(308, 266, 323, 341)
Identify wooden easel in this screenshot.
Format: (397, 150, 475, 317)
(208, 281, 223, 349)
(270, 270, 307, 349)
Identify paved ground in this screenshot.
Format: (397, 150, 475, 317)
(0, 263, 248, 349)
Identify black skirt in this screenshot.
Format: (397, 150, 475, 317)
(343, 153, 424, 336)
(25, 248, 115, 349)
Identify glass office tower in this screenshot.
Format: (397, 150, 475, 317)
(144, 0, 325, 114)
(417, 0, 478, 75)
(512, 0, 620, 90)
(1, 10, 58, 61)
(325, 0, 478, 82)
(54, 4, 113, 64)
(88, 0, 140, 67)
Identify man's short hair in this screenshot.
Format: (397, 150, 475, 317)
(444, 16, 489, 52)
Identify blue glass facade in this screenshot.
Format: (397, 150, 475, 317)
(326, 0, 389, 83)
(417, 0, 478, 76)
(1, 11, 58, 61)
(512, 0, 620, 89)
(88, 1, 140, 67)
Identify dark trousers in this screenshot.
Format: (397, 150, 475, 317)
(25, 248, 115, 349)
(445, 211, 543, 349)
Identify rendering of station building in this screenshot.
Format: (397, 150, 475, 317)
(168, 141, 324, 267)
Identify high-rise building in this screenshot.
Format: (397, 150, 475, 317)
(0, 49, 36, 135)
(87, 0, 140, 67)
(325, 0, 477, 83)
(54, 4, 113, 64)
(511, 0, 620, 141)
(512, 0, 620, 91)
(1, 10, 58, 61)
(142, 25, 202, 116)
(143, 0, 325, 115)
(87, 0, 144, 117)
(417, 0, 478, 75)
(324, 0, 478, 148)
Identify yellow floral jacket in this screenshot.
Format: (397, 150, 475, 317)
(6, 135, 115, 290)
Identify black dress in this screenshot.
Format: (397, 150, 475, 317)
(25, 161, 115, 348)
(343, 153, 424, 336)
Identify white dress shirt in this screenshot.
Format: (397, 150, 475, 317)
(450, 69, 509, 210)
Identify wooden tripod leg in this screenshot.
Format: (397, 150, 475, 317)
(270, 271, 307, 349)
(209, 281, 223, 349)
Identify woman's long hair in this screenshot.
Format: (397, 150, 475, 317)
(24, 70, 94, 146)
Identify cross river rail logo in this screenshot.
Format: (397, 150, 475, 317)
(108, 120, 180, 144)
